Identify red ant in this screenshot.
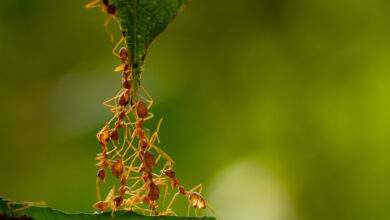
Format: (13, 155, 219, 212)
(85, 0, 118, 42)
(162, 166, 209, 216)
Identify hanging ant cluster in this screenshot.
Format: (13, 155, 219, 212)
(86, 0, 208, 216)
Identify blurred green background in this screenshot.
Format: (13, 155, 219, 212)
(1, 0, 390, 219)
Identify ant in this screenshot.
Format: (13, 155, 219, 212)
(85, 0, 118, 42)
(165, 184, 207, 216)
(162, 166, 210, 217)
(94, 187, 116, 213)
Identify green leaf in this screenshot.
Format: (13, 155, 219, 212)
(111, 0, 188, 78)
(0, 198, 215, 220)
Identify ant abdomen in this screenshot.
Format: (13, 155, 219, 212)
(143, 151, 155, 169)
(122, 78, 131, 89)
(136, 101, 148, 118)
(111, 159, 124, 178)
(189, 192, 206, 209)
(118, 111, 126, 120)
(148, 182, 160, 201)
(114, 195, 123, 207)
(110, 129, 119, 141)
(119, 89, 130, 106)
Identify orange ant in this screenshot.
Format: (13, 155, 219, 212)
(85, 0, 118, 42)
(165, 184, 207, 216)
(162, 165, 210, 217)
(94, 187, 116, 213)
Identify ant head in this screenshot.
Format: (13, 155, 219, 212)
(93, 201, 109, 212)
(97, 169, 106, 181)
(164, 168, 176, 178)
(119, 47, 128, 61)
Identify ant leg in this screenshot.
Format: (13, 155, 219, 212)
(155, 155, 162, 165)
(114, 64, 126, 72)
(122, 139, 136, 159)
(132, 205, 151, 215)
(124, 150, 138, 166)
(162, 180, 169, 208)
(124, 154, 139, 179)
(166, 192, 180, 211)
(104, 16, 115, 42)
(12, 204, 33, 213)
(187, 201, 191, 216)
(160, 208, 177, 216)
(140, 86, 154, 109)
(103, 90, 122, 106)
(188, 184, 203, 193)
(123, 144, 137, 162)
(129, 179, 142, 191)
(110, 126, 128, 158)
(206, 203, 217, 217)
(85, 0, 101, 8)
(106, 145, 118, 155)
(150, 144, 174, 164)
(105, 187, 116, 201)
(108, 147, 121, 159)
(112, 16, 122, 31)
(149, 118, 163, 145)
(143, 112, 154, 121)
(112, 37, 125, 58)
(120, 125, 129, 150)
(96, 178, 102, 201)
(103, 96, 120, 111)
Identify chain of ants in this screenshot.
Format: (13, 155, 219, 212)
(88, 0, 208, 214)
